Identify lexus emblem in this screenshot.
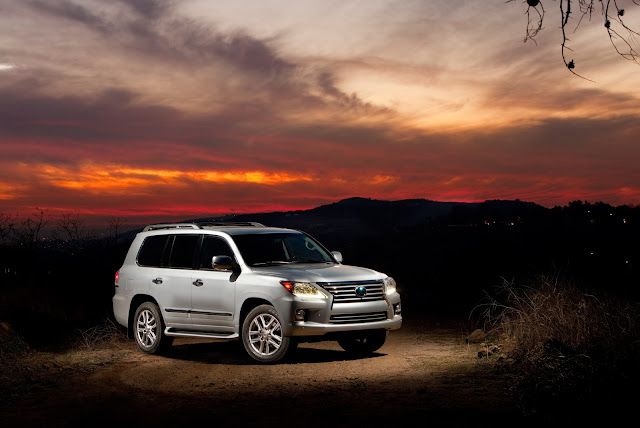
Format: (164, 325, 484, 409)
(355, 285, 367, 297)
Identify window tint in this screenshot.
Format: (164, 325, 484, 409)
(232, 232, 333, 266)
(200, 236, 234, 269)
(169, 235, 199, 269)
(137, 235, 170, 267)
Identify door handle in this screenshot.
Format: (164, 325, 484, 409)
(193, 279, 204, 287)
(152, 278, 163, 284)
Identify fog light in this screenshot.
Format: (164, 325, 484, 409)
(394, 303, 402, 316)
(295, 309, 306, 322)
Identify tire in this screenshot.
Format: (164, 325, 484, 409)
(242, 305, 291, 363)
(337, 330, 387, 355)
(133, 301, 173, 354)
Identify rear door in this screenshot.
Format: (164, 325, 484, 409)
(138, 234, 199, 329)
(159, 234, 200, 328)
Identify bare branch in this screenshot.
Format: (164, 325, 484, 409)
(560, 0, 596, 81)
(0, 212, 17, 245)
(57, 211, 86, 244)
(17, 208, 51, 245)
(605, 0, 640, 65)
(510, 0, 640, 78)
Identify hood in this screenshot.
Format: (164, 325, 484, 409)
(249, 263, 384, 283)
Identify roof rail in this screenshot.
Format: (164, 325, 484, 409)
(197, 222, 266, 228)
(142, 223, 201, 232)
(142, 222, 266, 232)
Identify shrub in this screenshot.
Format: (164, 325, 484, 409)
(76, 318, 125, 349)
(476, 276, 640, 417)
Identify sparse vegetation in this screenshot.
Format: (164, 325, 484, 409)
(476, 276, 640, 416)
(0, 329, 29, 358)
(0, 320, 129, 409)
(76, 318, 126, 350)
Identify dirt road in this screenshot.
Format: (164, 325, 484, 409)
(1, 317, 531, 427)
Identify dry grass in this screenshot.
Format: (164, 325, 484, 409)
(474, 276, 640, 416)
(76, 318, 126, 349)
(0, 318, 129, 408)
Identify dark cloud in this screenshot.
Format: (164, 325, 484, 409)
(118, 0, 173, 19)
(13, 0, 393, 123)
(27, 0, 112, 32)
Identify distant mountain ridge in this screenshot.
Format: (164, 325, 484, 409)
(189, 197, 545, 232)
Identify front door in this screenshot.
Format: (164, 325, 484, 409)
(190, 235, 237, 331)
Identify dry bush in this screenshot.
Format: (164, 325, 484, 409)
(0, 331, 29, 359)
(76, 318, 126, 349)
(480, 277, 639, 354)
(475, 276, 640, 416)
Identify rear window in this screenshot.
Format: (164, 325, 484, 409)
(169, 235, 199, 269)
(137, 235, 170, 267)
(137, 234, 200, 268)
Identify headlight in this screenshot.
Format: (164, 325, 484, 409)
(280, 281, 327, 298)
(383, 277, 397, 295)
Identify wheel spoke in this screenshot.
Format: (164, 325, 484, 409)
(259, 315, 268, 329)
(264, 317, 275, 329)
(270, 334, 282, 344)
(268, 338, 280, 349)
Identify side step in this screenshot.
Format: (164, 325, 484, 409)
(164, 328, 239, 340)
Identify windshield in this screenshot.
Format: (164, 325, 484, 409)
(231, 232, 335, 266)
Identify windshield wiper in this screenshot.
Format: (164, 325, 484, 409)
(290, 258, 331, 264)
(251, 261, 292, 266)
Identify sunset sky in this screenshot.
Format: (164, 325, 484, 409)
(1, 0, 640, 223)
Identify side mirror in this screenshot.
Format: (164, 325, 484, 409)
(212, 255, 235, 271)
(331, 251, 343, 263)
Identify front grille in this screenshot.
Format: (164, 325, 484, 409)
(329, 311, 388, 324)
(318, 280, 385, 303)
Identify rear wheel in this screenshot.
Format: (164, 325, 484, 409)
(242, 305, 291, 363)
(133, 301, 173, 354)
(338, 330, 387, 355)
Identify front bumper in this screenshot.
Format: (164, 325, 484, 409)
(285, 292, 402, 337)
(290, 314, 402, 336)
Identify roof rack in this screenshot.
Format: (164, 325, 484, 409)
(142, 222, 266, 232)
(143, 223, 201, 232)
(197, 222, 266, 228)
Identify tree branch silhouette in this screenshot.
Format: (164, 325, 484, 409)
(510, 0, 640, 80)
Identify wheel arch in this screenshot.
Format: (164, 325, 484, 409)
(128, 294, 160, 339)
(239, 297, 272, 332)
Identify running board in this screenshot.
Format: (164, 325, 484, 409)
(164, 328, 239, 340)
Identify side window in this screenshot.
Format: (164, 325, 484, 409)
(168, 235, 200, 269)
(137, 235, 170, 267)
(200, 236, 234, 269)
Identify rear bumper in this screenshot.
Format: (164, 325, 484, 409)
(112, 294, 130, 328)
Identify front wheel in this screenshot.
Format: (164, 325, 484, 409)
(133, 301, 173, 354)
(242, 305, 291, 363)
(338, 330, 388, 355)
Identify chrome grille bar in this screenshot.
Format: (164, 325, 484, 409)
(317, 280, 385, 303)
(329, 311, 388, 324)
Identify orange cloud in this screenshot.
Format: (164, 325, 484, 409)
(36, 164, 313, 194)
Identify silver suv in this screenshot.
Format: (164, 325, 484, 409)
(112, 222, 402, 362)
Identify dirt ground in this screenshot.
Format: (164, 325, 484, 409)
(1, 317, 535, 427)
